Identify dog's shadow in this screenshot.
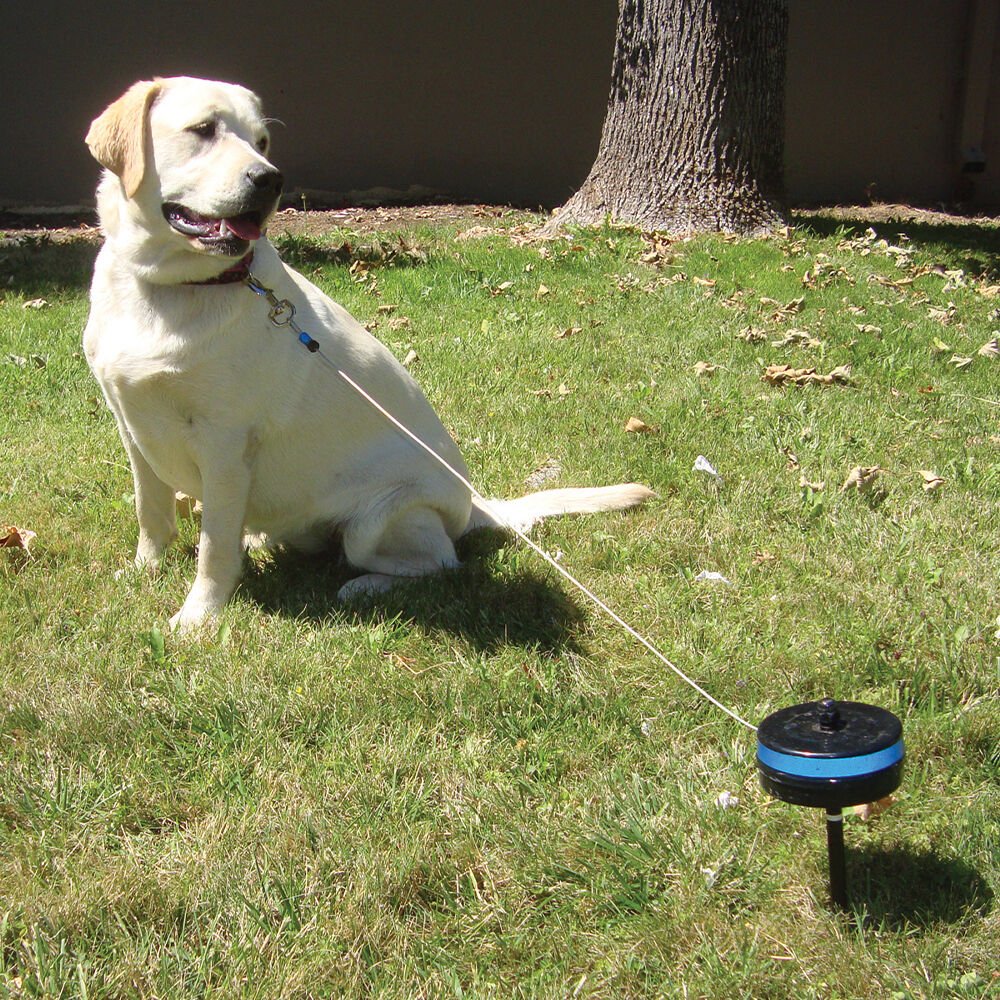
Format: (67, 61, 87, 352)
(239, 529, 586, 654)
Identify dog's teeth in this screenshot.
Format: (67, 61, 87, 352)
(219, 219, 230, 237)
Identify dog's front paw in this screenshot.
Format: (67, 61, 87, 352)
(114, 554, 160, 581)
(135, 530, 175, 571)
(168, 601, 217, 635)
(132, 551, 165, 577)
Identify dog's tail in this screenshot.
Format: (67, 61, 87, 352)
(466, 483, 655, 536)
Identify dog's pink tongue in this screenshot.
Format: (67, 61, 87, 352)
(225, 214, 263, 241)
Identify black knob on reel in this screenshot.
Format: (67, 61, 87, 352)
(756, 698, 904, 907)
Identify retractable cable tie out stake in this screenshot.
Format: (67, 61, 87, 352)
(244, 271, 906, 909)
(757, 698, 904, 907)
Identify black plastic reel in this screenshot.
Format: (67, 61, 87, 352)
(756, 698, 904, 907)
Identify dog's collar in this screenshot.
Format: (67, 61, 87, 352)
(185, 251, 255, 286)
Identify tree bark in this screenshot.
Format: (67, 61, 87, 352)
(546, 0, 788, 236)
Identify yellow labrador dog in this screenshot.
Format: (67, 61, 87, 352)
(84, 76, 653, 631)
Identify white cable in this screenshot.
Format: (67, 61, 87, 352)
(326, 354, 758, 733)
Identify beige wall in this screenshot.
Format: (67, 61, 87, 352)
(786, 0, 1000, 205)
(2, 2, 617, 208)
(2, 1, 997, 210)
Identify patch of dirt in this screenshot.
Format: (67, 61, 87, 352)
(2, 202, 997, 245)
(271, 203, 537, 236)
(0, 203, 537, 245)
(794, 202, 1000, 229)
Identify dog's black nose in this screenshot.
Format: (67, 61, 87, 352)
(246, 164, 284, 195)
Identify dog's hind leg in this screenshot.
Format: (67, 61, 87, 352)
(338, 504, 460, 602)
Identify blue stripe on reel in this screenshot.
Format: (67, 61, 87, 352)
(757, 740, 904, 779)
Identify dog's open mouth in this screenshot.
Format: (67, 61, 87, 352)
(163, 203, 264, 245)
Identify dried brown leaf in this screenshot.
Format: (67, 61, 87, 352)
(175, 493, 201, 519)
(760, 295, 805, 321)
(624, 416, 657, 434)
(928, 302, 957, 325)
(763, 364, 851, 387)
(918, 470, 945, 492)
(763, 365, 809, 385)
(840, 466, 882, 493)
(770, 329, 821, 349)
(801, 256, 853, 289)
(854, 795, 896, 821)
(638, 232, 674, 267)
(1, 525, 37, 551)
(870, 274, 913, 290)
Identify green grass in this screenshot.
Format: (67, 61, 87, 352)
(1, 211, 998, 998)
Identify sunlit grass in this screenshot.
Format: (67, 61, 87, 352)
(1, 213, 997, 998)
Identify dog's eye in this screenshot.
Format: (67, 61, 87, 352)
(257, 136, 269, 153)
(188, 121, 217, 140)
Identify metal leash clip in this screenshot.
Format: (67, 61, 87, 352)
(244, 271, 271, 298)
(267, 297, 296, 327)
(245, 271, 296, 327)
(245, 271, 319, 352)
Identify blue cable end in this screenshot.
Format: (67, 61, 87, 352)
(299, 332, 320, 353)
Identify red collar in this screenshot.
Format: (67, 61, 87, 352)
(186, 251, 254, 286)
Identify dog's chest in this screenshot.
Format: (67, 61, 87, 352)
(110, 362, 223, 487)
(88, 314, 264, 493)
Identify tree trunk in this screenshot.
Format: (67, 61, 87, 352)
(546, 0, 788, 236)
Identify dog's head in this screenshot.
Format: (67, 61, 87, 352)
(87, 77, 283, 277)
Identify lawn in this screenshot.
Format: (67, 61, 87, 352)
(0, 208, 997, 998)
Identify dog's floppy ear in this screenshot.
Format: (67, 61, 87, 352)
(86, 79, 162, 198)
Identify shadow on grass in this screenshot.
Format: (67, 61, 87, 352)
(793, 210, 1000, 276)
(848, 843, 994, 930)
(0, 229, 426, 298)
(270, 232, 429, 270)
(239, 529, 586, 656)
(0, 233, 99, 295)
